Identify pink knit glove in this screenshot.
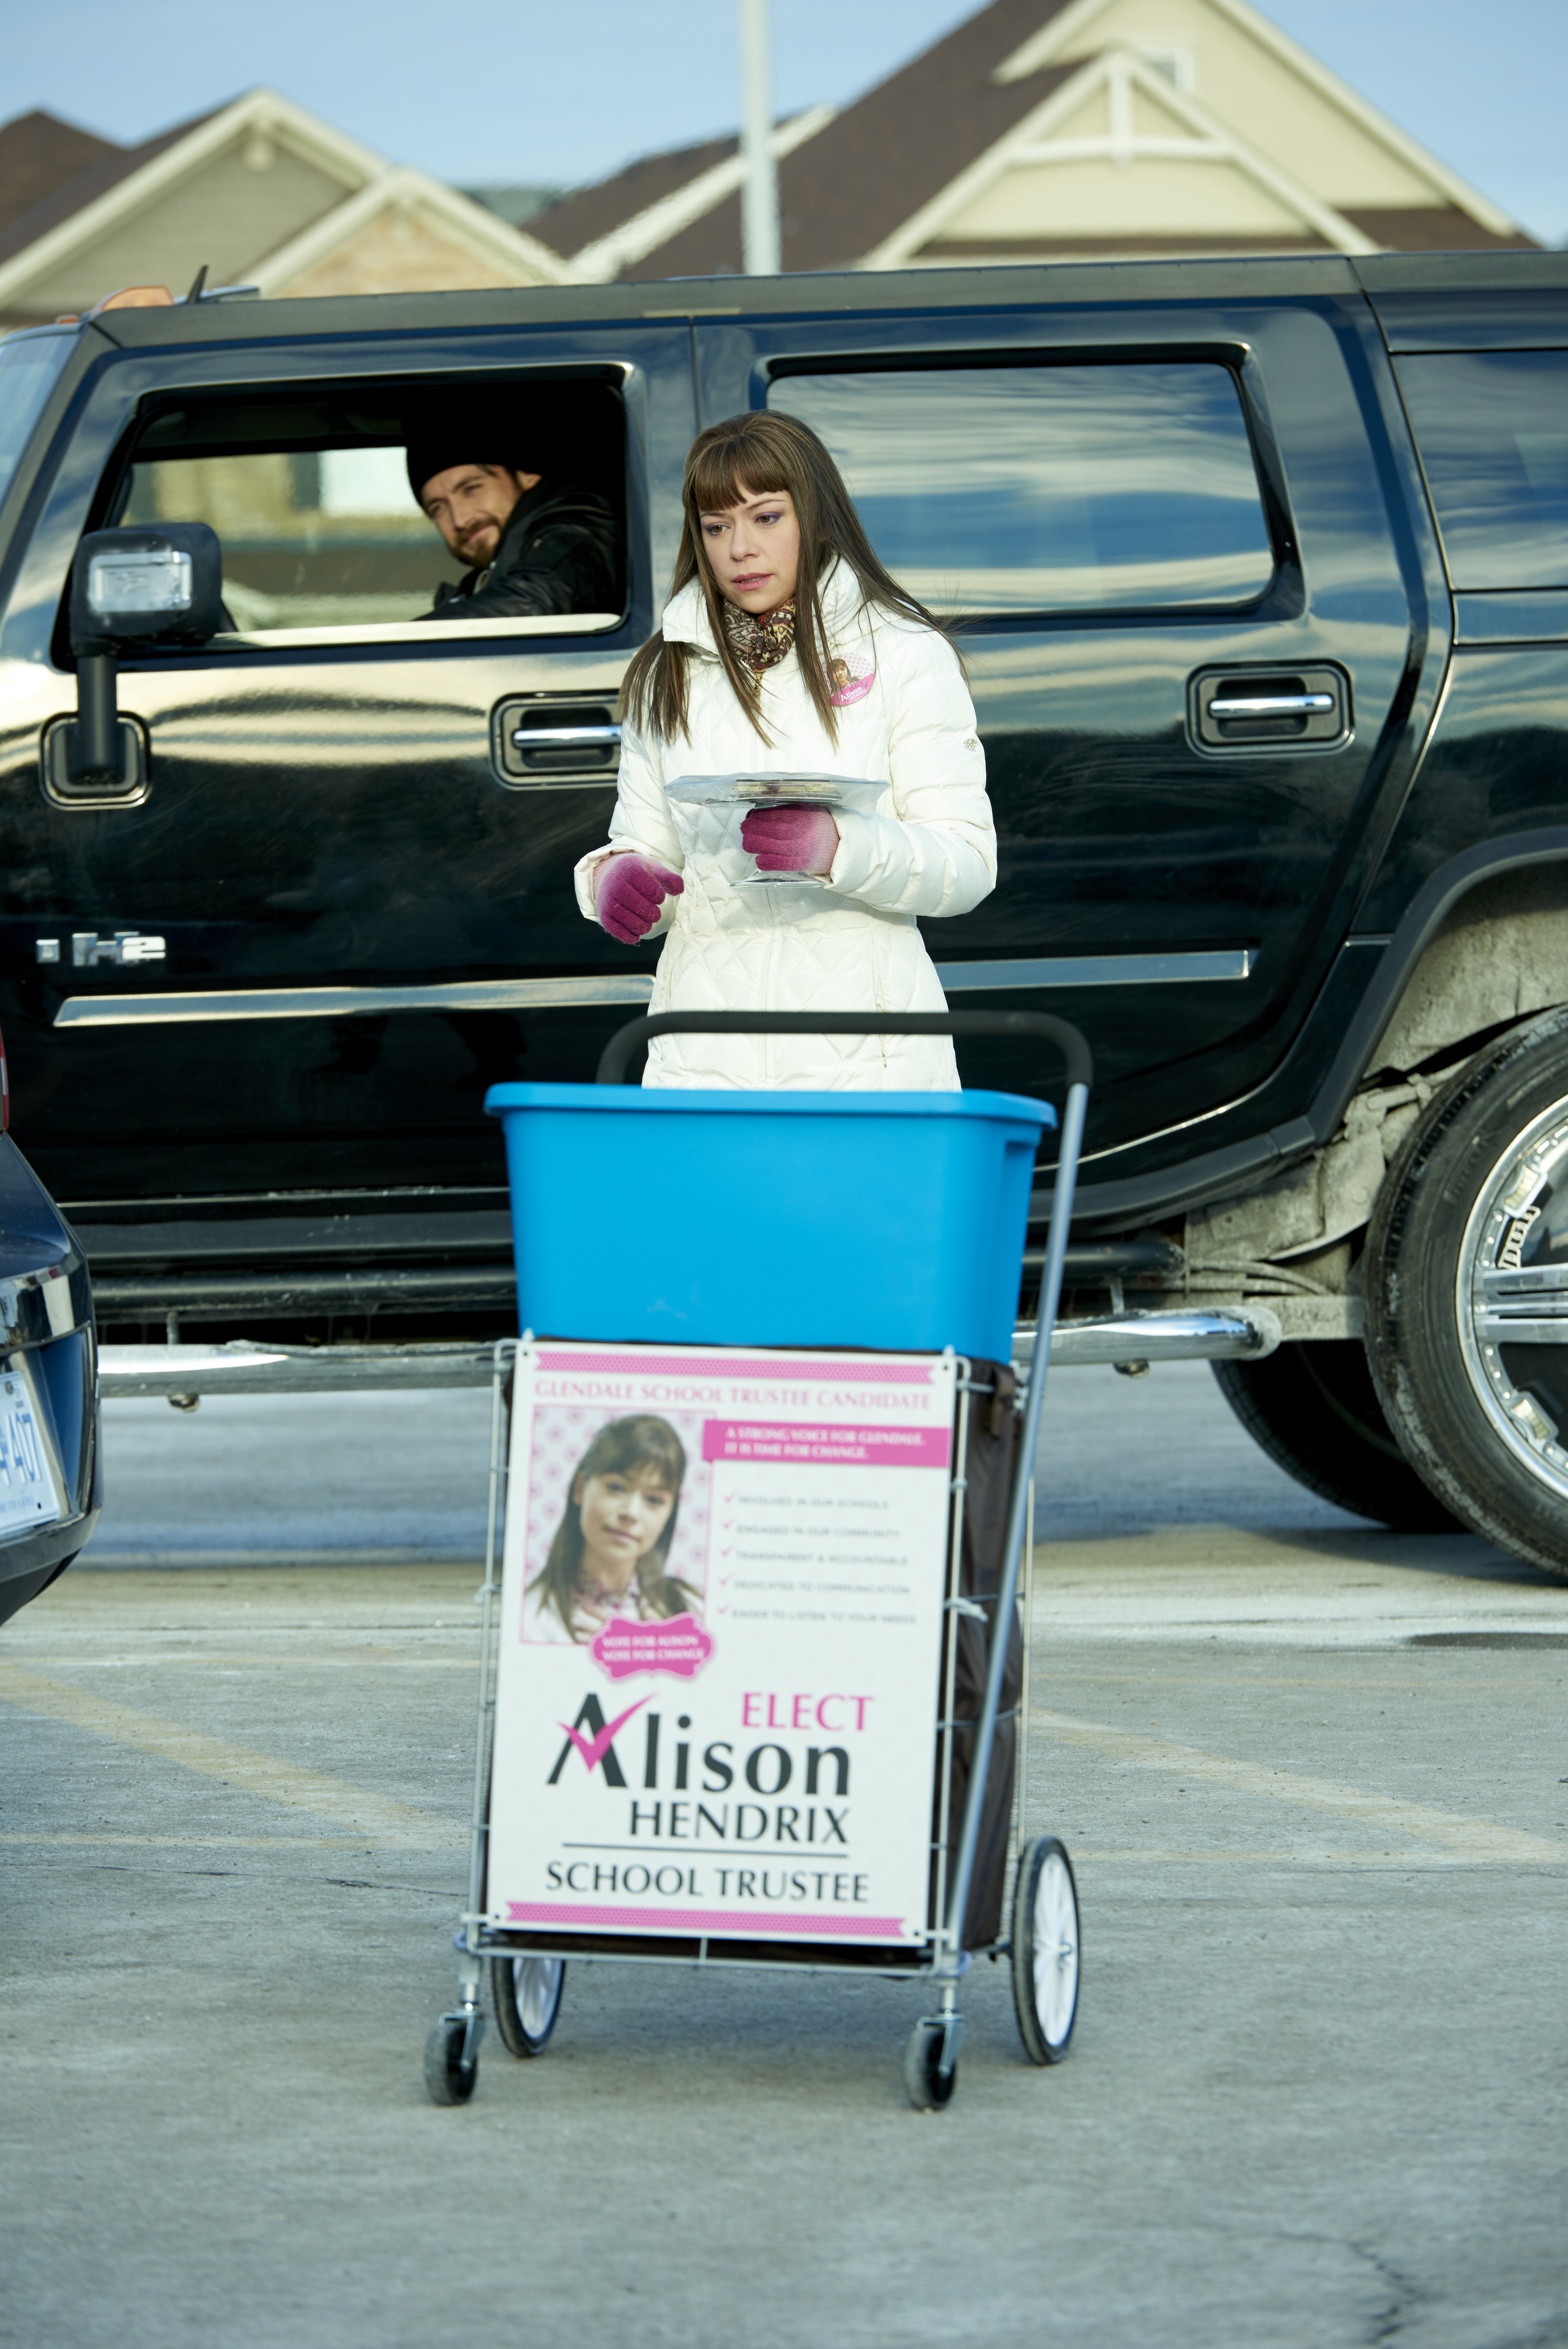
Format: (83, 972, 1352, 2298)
(594, 853, 684, 943)
(740, 805, 840, 876)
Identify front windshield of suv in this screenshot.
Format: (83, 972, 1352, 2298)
(0, 332, 72, 514)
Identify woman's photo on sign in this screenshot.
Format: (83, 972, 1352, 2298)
(524, 1411, 707, 1646)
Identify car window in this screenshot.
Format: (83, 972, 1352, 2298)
(114, 379, 627, 644)
(121, 441, 439, 631)
(0, 332, 73, 513)
(767, 361, 1274, 615)
(1395, 351, 1568, 590)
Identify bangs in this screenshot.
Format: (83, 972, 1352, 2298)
(686, 429, 791, 515)
(593, 1414, 687, 1490)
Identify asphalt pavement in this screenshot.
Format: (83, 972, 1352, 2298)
(2, 1364, 1565, 2348)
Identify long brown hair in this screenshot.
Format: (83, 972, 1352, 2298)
(619, 410, 944, 749)
(535, 1415, 695, 1640)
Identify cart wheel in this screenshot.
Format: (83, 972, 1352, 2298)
(423, 2016, 478, 2105)
(490, 1956, 566, 2057)
(903, 2018, 958, 2112)
(1011, 1835, 1079, 2064)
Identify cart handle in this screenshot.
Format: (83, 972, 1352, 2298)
(594, 1009, 1093, 1091)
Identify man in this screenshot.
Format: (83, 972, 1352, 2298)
(406, 405, 619, 622)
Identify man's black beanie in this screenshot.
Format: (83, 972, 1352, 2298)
(405, 399, 530, 504)
(404, 383, 610, 506)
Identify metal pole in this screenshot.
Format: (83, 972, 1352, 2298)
(942, 1080, 1089, 1957)
(738, 0, 780, 275)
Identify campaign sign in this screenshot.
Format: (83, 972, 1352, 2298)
(487, 1343, 956, 1946)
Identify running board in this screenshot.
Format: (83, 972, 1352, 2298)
(99, 1340, 497, 1397)
(100, 1306, 1281, 1401)
(1016, 1305, 1282, 1368)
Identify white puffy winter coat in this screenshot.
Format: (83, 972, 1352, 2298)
(574, 562, 997, 1089)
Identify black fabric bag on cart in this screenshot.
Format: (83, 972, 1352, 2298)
(931, 1358, 1026, 1950)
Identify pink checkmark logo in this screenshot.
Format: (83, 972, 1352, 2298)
(555, 1693, 650, 1774)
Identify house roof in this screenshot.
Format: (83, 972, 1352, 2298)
(548, 0, 1074, 279)
(531, 132, 744, 264)
(771, 0, 1078, 275)
(0, 106, 220, 272)
(1340, 207, 1533, 254)
(0, 89, 568, 323)
(534, 0, 1533, 279)
(0, 109, 123, 237)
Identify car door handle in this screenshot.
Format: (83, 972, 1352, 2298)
(1189, 666, 1351, 751)
(1204, 694, 1336, 718)
(510, 725, 623, 747)
(492, 697, 622, 788)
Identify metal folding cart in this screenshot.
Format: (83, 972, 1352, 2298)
(424, 1010, 1091, 2112)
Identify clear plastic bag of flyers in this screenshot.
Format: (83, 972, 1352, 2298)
(666, 773, 886, 885)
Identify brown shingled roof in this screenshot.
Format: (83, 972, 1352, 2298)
(1341, 207, 1536, 253)
(0, 104, 223, 272)
(541, 0, 1076, 278)
(530, 131, 742, 263)
(779, 0, 1076, 272)
(536, 0, 1541, 283)
(0, 110, 123, 239)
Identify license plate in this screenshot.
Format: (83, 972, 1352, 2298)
(0, 1382, 62, 1533)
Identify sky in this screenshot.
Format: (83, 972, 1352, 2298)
(8, 0, 1567, 245)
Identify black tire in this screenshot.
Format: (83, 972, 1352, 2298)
(902, 2018, 958, 2112)
(489, 1956, 565, 2058)
(1365, 1007, 1568, 1580)
(1213, 1343, 1463, 1532)
(1011, 1835, 1079, 2065)
(423, 2017, 478, 2105)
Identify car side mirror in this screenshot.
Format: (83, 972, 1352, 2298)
(62, 525, 224, 791)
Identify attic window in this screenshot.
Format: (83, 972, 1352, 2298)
(1140, 46, 1196, 91)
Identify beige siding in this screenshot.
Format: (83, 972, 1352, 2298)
(1063, 0, 1446, 207)
(1127, 77, 1200, 140)
(276, 208, 538, 297)
(19, 138, 347, 312)
(942, 153, 1310, 239)
(1050, 81, 1114, 139)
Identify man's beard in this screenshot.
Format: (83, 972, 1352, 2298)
(455, 514, 506, 565)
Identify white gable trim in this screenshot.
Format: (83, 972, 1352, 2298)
(1202, 0, 1517, 233)
(563, 106, 836, 284)
(0, 88, 385, 310)
(858, 49, 1377, 268)
(993, 0, 1117, 79)
(994, 0, 1519, 235)
(249, 164, 571, 293)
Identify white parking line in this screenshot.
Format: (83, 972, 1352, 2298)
(0, 1664, 464, 1850)
(1034, 1708, 1567, 1863)
(0, 1831, 411, 1851)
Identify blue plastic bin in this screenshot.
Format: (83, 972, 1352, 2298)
(484, 1083, 1055, 1359)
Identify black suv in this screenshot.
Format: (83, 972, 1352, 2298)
(2, 250, 1567, 1574)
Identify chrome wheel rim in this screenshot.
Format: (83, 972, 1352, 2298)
(1458, 1094, 1568, 1505)
(512, 1956, 563, 2039)
(1032, 1851, 1079, 2046)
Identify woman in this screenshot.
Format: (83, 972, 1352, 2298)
(575, 412, 996, 1090)
(530, 1415, 697, 1644)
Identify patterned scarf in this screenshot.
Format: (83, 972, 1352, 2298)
(721, 596, 797, 675)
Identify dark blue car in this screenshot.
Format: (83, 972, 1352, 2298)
(0, 1026, 100, 1627)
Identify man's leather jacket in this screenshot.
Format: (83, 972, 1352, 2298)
(427, 479, 619, 620)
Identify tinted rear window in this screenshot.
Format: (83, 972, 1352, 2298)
(768, 362, 1274, 615)
(1396, 351, 1568, 589)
